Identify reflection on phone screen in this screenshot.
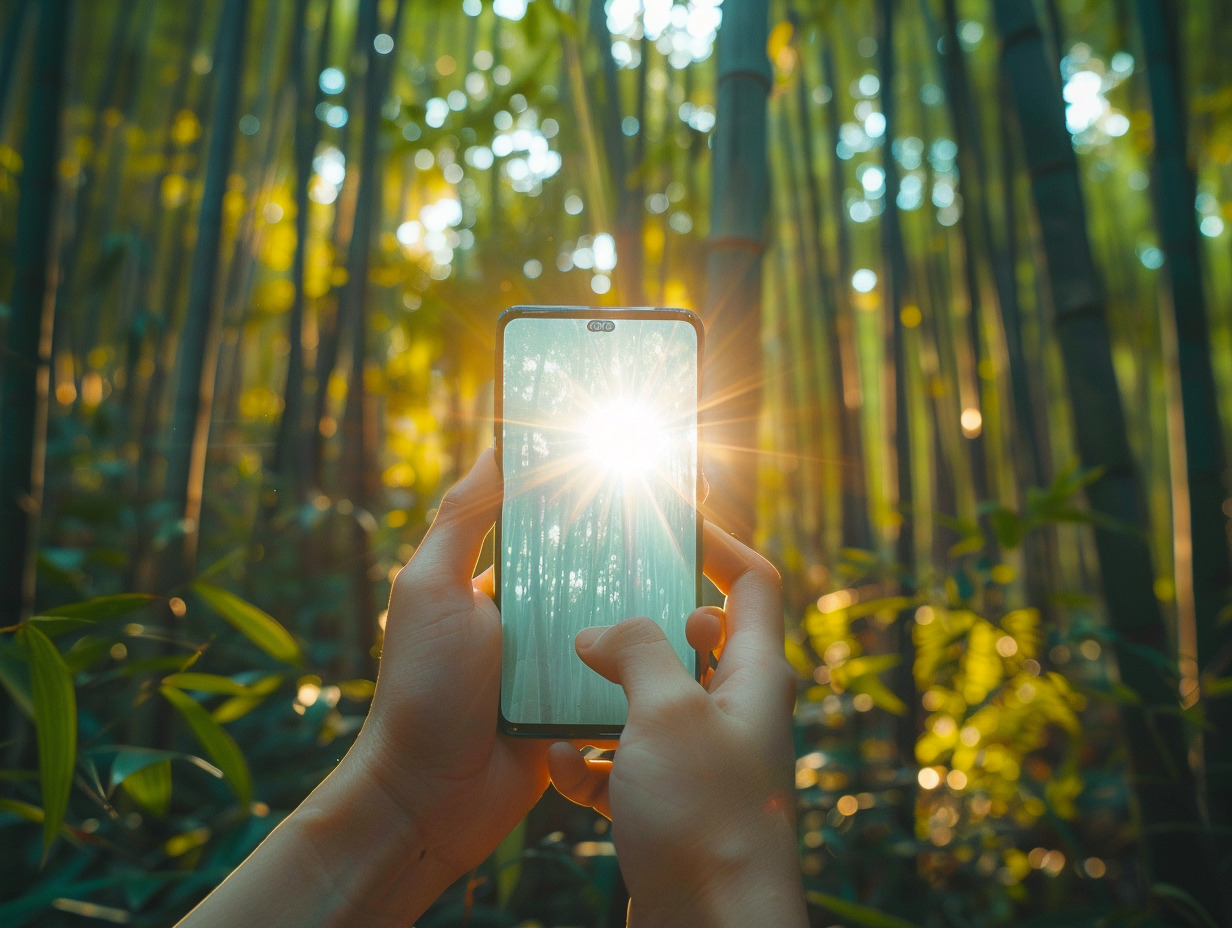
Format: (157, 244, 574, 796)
(500, 315, 698, 728)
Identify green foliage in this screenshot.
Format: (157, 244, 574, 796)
(159, 686, 253, 806)
(21, 623, 76, 855)
(1, 0, 1229, 923)
(790, 465, 1150, 925)
(190, 582, 304, 667)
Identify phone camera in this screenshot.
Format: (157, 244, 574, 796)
(587, 320, 616, 332)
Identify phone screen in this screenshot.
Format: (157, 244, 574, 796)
(497, 308, 701, 735)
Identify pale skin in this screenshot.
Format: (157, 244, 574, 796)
(176, 449, 808, 928)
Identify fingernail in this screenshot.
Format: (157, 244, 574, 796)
(575, 625, 610, 649)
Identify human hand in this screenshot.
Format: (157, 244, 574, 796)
(353, 447, 550, 880)
(177, 451, 549, 928)
(547, 523, 807, 928)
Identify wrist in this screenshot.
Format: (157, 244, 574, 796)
(291, 744, 456, 925)
(625, 795, 807, 928)
(628, 863, 807, 928)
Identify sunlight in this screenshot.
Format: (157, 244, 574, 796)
(580, 396, 667, 479)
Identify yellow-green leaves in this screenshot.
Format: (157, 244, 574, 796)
(831, 654, 906, 715)
(160, 685, 252, 805)
(162, 672, 273, 696)
(806, 892, 923, 928)
(804, 593, 908, 714)
(40, 593, 156, 621)
(0, 798, 45, 823)
(191, 582, 303, 666)
(122, 760, 172, 817)
(335, 678, 376, 702)
(106, 746, 224, 817)
(160, 672, 283, 724)
(29, 593, 156, 637)
(21, 624, 76, 856)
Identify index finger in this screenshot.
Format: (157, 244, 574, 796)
(701, 520, 784, 657)
(391, 448, 502, 615)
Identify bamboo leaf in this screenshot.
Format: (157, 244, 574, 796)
(847, 596, 914, 621)
(21, 624, 77, 855)
(64, 636, 113, 674)
(211, 695, 266, 724)
(120, 759, 171, 817)
(843, 673, 908, 716)
(1202, 677, 1232, 699)
(104, 746, 222, 791)
(165, 826, 212, 858)
(493, 815, 527, 906)
(109, 748, 178, 789)
(160, 685, 252, 805)
(839, 654, 902, 678)
(948, 535, 986, 558)
(806, 892, 922, 928)
(41, 593, 156, 620)
(336, 678, 376, 701)
(1150, 883, 1222, 928)
(162, 672, 257, 695)
(24, 594, 155, 637)
(0, 798, 45, 823)
(24, 616, 94, 637)
(987, 506, 1025, 550)
(783, 638, 814, 678)
(191, 581, 303, 666)
(209, 675, 282, 723)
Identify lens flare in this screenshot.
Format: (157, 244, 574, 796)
(581, 397, 666, 477)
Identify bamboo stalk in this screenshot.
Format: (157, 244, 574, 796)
(992, 1, 1229, 918)
(702, 0, 770, 541)
(1134, 0, 1232, 852)
(0, 0, 32, 144)
(0, 0, 70, 622)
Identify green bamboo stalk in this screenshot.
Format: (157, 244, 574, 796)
(0, 0, 69, 623)
(52, 0, 141, 400)
(768, 101, 820, 593)
(879, 0, 918, 776)
(339, 0, 404, 674)
(271, 0, 328, 503)
(818, 33, 873, 550)
(992, 1, 1229, 920)
(0, 0, 31, 145)
(162, 0, 251, 573)
(1134, 0, 1232, 853)
(127, 5, 206, 474)
(703, 0, 770, 541)
(791, 14, 866, 554)
(585, 0, 637, 302)
(79, 0, 157, 364)
(213, 0, 290, 439)
(624, 28, 649, 305)
(933, 0, 992, 503)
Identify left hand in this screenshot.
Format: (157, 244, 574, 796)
(354, 447, 550, 880)
(176, 451, 549, 928)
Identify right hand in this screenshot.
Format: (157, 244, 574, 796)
(547, 523, 808, 927)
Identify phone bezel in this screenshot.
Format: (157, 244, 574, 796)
(494, 305, 705, 739)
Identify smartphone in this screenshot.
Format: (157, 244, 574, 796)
(495, 305, 704, 738)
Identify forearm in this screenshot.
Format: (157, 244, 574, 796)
(176, 748, 450, 928)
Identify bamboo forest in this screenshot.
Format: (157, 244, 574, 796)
(2, 0, 1232, 924)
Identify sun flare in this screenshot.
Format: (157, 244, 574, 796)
(580, 396, 667, 478)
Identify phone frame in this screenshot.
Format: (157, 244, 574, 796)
(494, 305, 705, 739)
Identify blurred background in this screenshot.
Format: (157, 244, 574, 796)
(1, 0, 1231, 925)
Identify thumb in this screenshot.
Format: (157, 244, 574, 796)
(391, 448, 500, 618)
(575, 617, 698, 707)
